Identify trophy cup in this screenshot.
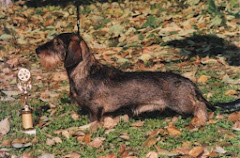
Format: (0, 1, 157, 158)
(17, 68, 36, 135)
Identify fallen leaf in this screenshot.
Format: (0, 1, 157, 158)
(161, 22, 182, 33)
(232, 121, 240, 131)
(116, 58, 130, 65)
(71, 112, 80, 121)
(103, 117, 119, 129)
(181, 141, 192, 149)
(222, 74, 239, 85)
(224, 134, 236, 139)
(208, 151, 218, 157)
(110, 23, 123, 37)
(228, 112, 240, 122)
(21, 153, 34, 158)
(6, 57, 19, 67)
(40, 90, 59, 102)
(0, 34, 13, 40)
(99, 154, 117, 158)
(101, 50, 117, 63)
(118, 144, 129, 157)
(208, 119, 217, 124)
(2, 67, 12, 74)
(146, 129, 164, 138)
(145, 151, 158, 158)
(167, 126, 181, 137)
(119, 114, 129, 123)
(201, 148, 211, 158)
(46, 138, 55, 146)
(51, 72, 68, 81)
(155, 145, 177, 156)
(82, 133, 91, 144)
(0, 117, 10, 135)
(12, 142, 32, 149)
(43, 19, 54, 26)
(225, 89, 238, 96)
(62, 130, 71, 139)
(64, 152, 80, 158)
(12, 137, 31, 144)
(197, 75, 208, 84)
(1, 139, 11, 147)
(143, 137, 158, 148)
(89, 137, 105, 148)
(78, 121, 97, 131)
(36, 75, 43, 80)
(197, 22, 206, 28)
(215, 113, 224, 120)
(76, 135, 85, 142)
(52, 137, 62, 144)
(120, 132, 130, 140)
(31, 137, 38, 144)
(131, 121, 144, 128)
(207, 92, 213, 99)
(138, 54, 152, 63)
(182, 20, 193, 30)
(189, 146, 204, 157)
(105, 129, 115, 135)
(214, 146, 226, 154)
(182, 71, 196, 82)
(39, 153, 55, 158)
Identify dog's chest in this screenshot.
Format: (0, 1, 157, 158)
(70, 78, 97, 105)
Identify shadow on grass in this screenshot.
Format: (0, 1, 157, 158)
(165, 34, 240, 66)
(23, 0, 119, 7)
(102, 107, 180, 121)
(34, 103, 50, 124)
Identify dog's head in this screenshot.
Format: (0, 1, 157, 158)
(36, 33, 89, 69)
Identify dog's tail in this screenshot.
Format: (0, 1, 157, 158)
(212, 99, 240, 113)
(195, 86, 240, 112)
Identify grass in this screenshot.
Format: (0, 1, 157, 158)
(1, 91, 240, 157)
(1, 65, 240, 157)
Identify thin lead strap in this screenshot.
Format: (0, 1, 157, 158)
(77, 4, 80, 35)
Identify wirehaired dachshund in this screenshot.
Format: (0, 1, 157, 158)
(36, 33, 240, 126)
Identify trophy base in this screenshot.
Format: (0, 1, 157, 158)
(23, 129, 36, 135)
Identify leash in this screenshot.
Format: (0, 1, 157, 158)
(76, 4, 80, 35)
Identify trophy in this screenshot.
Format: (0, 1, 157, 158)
(17, 68, 36, 134)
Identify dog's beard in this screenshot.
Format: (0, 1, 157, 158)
(38, 53, 62, 69)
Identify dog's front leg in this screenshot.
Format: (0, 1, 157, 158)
(69, 84, 77, 103)
(89, 105, 104, 122)
(89, 112, 98, 122)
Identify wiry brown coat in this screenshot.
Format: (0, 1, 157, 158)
(36, 33, 212, 126)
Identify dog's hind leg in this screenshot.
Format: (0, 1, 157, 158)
(192, 101, 208, 126)
(167, 95, 208, 126)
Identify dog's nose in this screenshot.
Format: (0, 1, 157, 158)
(36, 47, 41, 54)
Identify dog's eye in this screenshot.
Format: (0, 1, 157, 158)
(54, 39, 61, 46)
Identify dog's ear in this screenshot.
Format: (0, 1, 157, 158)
(53, 38, 65, 57)
(64, 40, 83, 68)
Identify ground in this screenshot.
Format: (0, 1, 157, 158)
(0, 0, 240, 157)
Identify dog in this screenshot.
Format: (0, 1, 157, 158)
(36, 33, 240, 126)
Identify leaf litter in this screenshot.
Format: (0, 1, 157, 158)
(0, 0, 240, 157)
